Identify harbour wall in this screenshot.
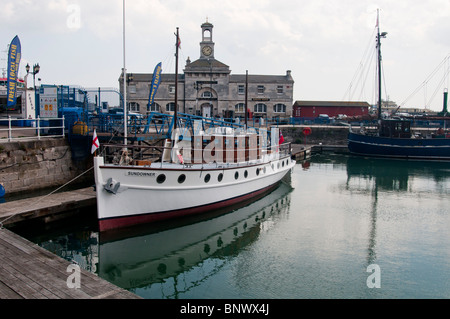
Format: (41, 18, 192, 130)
(281, 125, 350, 145)
(0, 139, 93, 197)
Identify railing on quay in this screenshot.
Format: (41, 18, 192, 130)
(0, 116, 65, 143)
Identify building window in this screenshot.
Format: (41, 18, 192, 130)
(273, 104, 286, 113)
(129, 102, 140, 112)
(129, 85, 136, 94)
(277, 86, 284, 94)
(235, 103, 245, 113)
(201, 91, 213, 98)
(166, 103, 175, 112)
(169, 85, 176, 94)
(254, 103, 267, 113)
(257, 85, 265, 94)
(149, 103, 160, 112)
(238, 85, 245, 95)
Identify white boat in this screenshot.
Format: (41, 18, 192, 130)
(94, 126, 295, 231)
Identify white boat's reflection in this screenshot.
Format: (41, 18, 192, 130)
(98, 181, 293, 290)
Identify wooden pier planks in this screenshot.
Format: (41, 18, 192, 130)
(0, 228, 140, 299)
(0, 187, 97, 226)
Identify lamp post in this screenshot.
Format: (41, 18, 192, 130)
(25, 63, 40, 90)
(26, 63, 40, 118)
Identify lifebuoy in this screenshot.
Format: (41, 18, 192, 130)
(303, 127, 312, 136)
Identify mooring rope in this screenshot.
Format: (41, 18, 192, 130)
(0, 165, 94, 228)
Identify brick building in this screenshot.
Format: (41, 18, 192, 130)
(119, 21, 294, 120)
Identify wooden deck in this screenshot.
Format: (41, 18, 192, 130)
(0, 227, 140, 299)
(0, 187, 96, 227)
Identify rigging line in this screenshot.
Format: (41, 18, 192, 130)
(426, 64, 450, 107)
(343, 26, 377, 100)
(382, 60, 389, 104)
(0, 165, 94, 227)
(399, 53, 450, 107)
(357, 47, 377, 101)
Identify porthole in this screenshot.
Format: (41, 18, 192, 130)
(277, 162, 280, 169)
(263, 167, 267, 174)
(178, 174, 186, 184)
(282, 161, 285, 167)
(218, 173, 223, 182)
(244, 170, 248, 178)
(235, 171, 239, 180)
(256, 168, 260, 176)
(204, 174, 211, 183)
(157, 174, 166, 184)
(271, 164, 274, 170)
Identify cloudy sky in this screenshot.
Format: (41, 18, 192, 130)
(2, 0, 450, 111)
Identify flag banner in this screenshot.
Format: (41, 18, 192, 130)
(91, 129, 99, 154)
(147, 62, 162, 110)
(7, 35, 21, 108)
(279, 130, 285, 144)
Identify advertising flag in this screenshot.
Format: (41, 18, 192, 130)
(147, 62, 162, 110)
(91, 129, 100, 154)
(6, 35, 22, 108)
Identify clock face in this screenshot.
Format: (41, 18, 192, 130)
(202, 46, 212, 56)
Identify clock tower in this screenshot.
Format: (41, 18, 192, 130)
(200, 20, 214, 59)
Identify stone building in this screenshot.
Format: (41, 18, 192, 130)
(119, 21, 294, 120)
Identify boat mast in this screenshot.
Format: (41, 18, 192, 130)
(245, 70, 248, 129)
(123, 0, 127, 145)
(376, 9, 387, 120)
(174, 27, 179, 131)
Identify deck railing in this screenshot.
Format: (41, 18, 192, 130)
(0, 116, 65, 142)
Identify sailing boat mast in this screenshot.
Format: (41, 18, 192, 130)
(123, 0, 128, 145)
(174, 27, 179, 131)
(376, 9, 387, 120)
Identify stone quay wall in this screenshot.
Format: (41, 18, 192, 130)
(0, 139, 93, 196)
(280, 125, 350, 145)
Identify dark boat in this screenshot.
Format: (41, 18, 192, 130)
(347, 11, 450, 161)
(348, 118, 450, 160)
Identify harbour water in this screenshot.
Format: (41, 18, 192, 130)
(15, 154, 450, 299)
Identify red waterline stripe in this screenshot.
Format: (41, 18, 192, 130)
(98, 182, 280, 232)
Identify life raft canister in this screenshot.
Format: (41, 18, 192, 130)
(303, 127, 312, 136)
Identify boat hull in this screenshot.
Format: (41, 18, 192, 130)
(94, 156, 295, 231)
(348, 132, 450, 160)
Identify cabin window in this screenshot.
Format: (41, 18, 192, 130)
(204, 174, 211, 183)
(218, 173, 223, 182)
(234, 171, 239, 180)
(157, 174, 166, 184)
(178, 174, 186, 184)
(256, 168, 260, 176)
(244, 170, 248, 178)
